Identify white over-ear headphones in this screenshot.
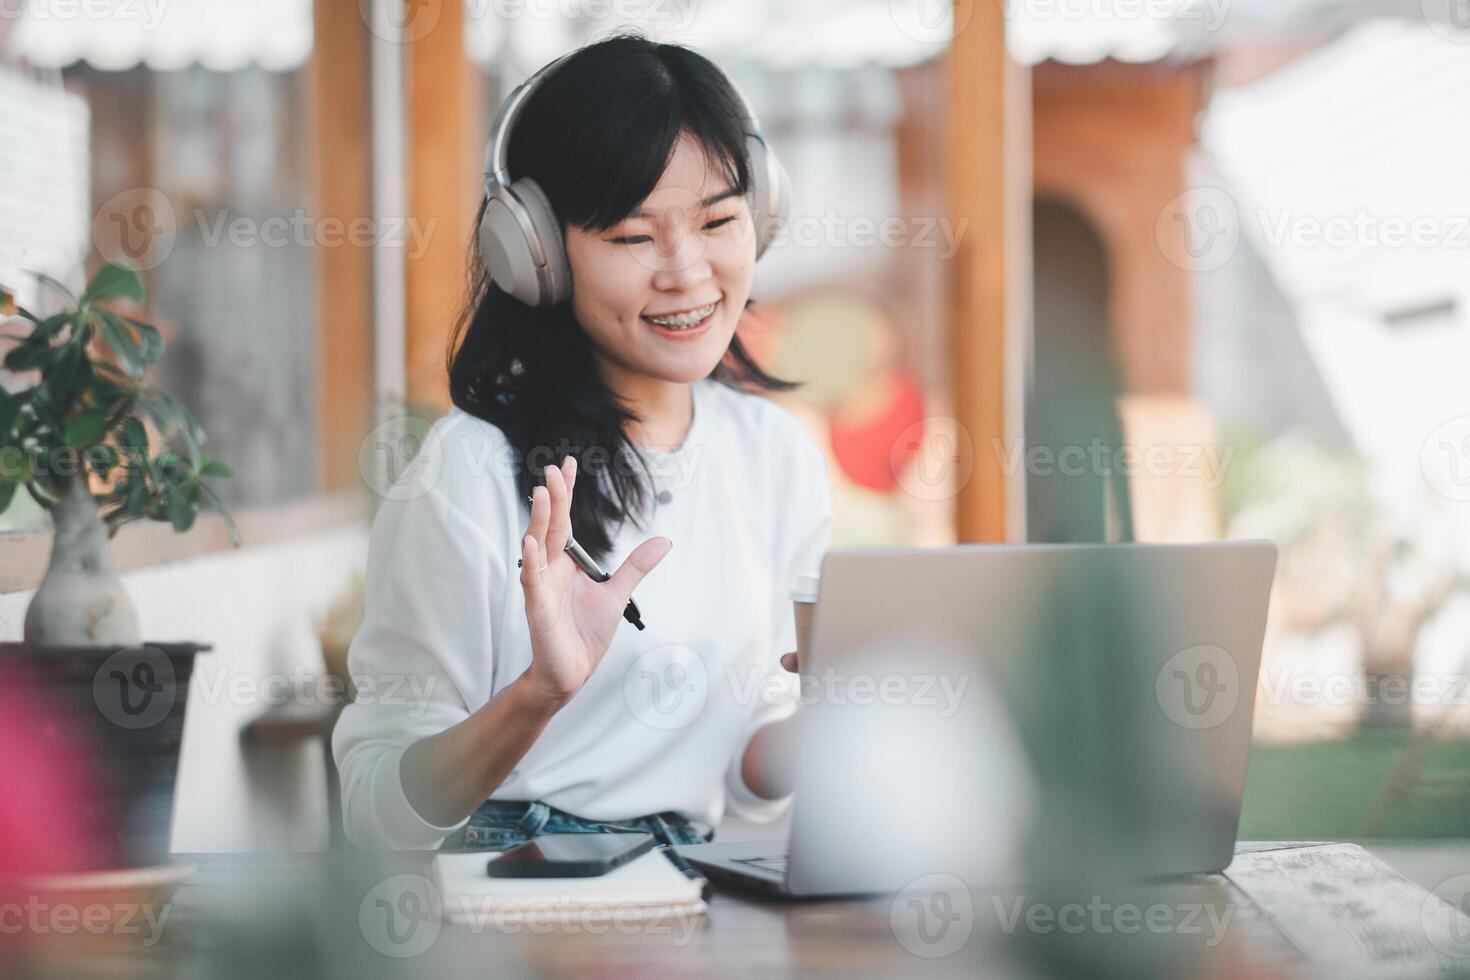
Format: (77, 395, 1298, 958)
(478, 47, 791, 308)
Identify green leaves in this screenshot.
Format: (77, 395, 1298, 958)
(94, 312, 165, 377)
(63, 408, 111, 449)
(121, 416, 149, 454)
(2, 261, 235, 543)
(126, 317, 164, 362)
(81, 264, 145, 306)
(4, 338, 58, 372)
(0, 387, 17, 444)
(47, 340, 83, 398)
(98, 313, 146, 376)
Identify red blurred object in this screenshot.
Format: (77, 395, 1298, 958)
(0, 660, 112, 881)
(827, 370, 927, 492)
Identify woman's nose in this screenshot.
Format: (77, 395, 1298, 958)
(650, 226, 713, 292)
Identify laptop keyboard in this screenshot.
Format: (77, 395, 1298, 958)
(734, 855, 789, 873)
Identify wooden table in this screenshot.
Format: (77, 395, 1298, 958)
(23, 842, 1470, 979)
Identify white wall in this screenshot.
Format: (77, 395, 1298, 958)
(0, 523, 368, 853)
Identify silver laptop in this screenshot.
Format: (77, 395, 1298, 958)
(674, 541, 1277, 898)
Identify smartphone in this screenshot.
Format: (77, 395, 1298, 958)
(485, 832, 657, 878)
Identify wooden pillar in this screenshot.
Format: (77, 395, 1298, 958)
(309, 0, 375, 492)
(946, 1, 1030, 542)
(404, 0, 484, 410)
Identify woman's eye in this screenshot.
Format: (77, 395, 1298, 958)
(611, 216, 735, 244)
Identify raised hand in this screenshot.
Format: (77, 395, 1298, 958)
(518, 457, 672, 702)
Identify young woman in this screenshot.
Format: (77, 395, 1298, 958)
(332, 34, 832, 851)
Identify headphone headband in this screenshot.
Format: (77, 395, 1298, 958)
(485, 48, 769, 187)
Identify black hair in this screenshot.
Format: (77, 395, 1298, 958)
(447, 32, 797, 563)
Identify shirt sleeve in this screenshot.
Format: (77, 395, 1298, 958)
(723, 420, 834, 823)
(331, 476, 502, 851)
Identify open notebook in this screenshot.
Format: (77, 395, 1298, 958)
(432, 848, 708, 927)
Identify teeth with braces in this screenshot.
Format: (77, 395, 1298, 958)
(644, 302, 716, 328)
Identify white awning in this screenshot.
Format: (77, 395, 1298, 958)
(464, 0, 1232, 72)
(2, 0, 1429, 73)
(4, 0, 312, 71)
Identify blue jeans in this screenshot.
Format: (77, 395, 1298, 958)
(441, 799, 715, 851)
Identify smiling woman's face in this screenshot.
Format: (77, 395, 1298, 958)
(562, 130, 756, 386)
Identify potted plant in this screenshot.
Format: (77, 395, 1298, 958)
(0, 263, 236, 869)
(0, 263, 237, 644)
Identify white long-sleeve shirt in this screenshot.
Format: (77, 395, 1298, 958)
(332, 378, 834, 850)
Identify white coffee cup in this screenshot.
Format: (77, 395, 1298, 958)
(790, 572, 821, 664)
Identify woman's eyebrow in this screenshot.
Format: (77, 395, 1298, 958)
(630, 186, 741, 218)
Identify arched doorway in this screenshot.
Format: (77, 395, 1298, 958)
(1026, 197, 1132, 543)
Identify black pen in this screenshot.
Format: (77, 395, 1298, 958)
(565, 536, 646, 631)
(521, 495, 647, 630)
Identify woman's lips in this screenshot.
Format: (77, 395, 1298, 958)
(642, 301, 718, 340)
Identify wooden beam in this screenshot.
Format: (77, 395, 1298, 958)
(308, 0, 375, 492)
(946, 1, 1030, 542)
(404, 1, 484, 411)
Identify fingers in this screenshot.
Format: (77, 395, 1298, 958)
(545, 459, 574, 558)
(606, 536, 673, 604)
(781, 652, 798, 673)
(527, 484, 550, 558)
(518, 533, 546, 605)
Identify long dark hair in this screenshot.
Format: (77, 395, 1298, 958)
(447, 33, 796, 563)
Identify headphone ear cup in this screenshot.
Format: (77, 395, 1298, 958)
(478, 177, 571, 307)
(745, 132, 789, 260)
(513, 177, 572, 306)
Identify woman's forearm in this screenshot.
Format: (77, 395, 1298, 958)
(399, 671, 572, 829)
(740, 714, 799, 801)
